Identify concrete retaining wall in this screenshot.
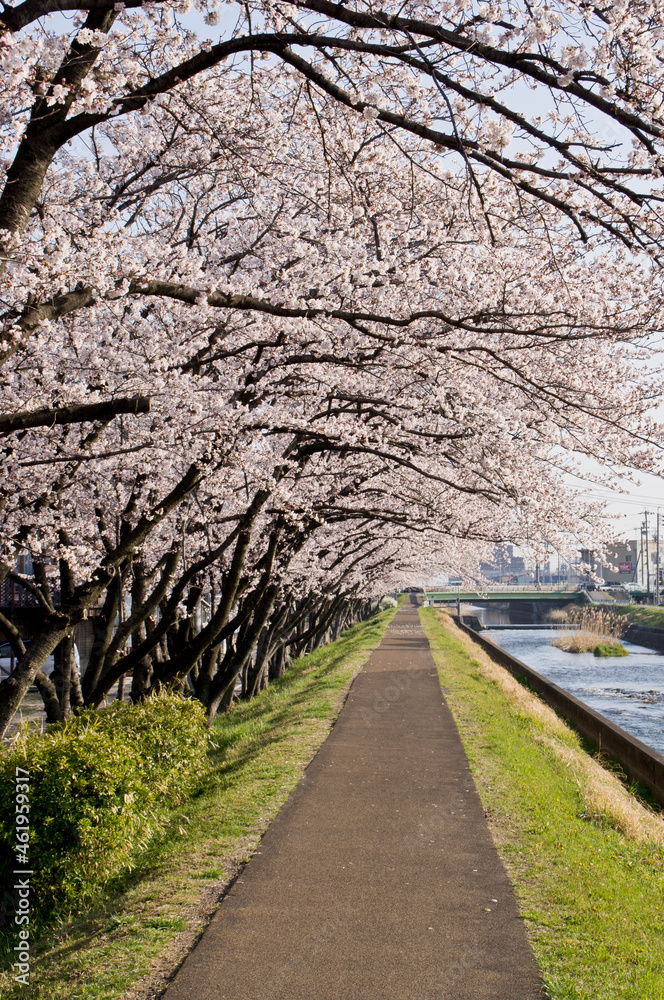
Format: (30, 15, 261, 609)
(455, 619, 664, 807)
(624, 623, 664, 654)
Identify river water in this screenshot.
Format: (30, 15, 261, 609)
(468, 606, 664, 754)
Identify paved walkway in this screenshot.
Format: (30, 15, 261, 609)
(165, 603, 544, 999)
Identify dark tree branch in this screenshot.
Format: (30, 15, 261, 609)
(0, 395, 151, 434)
(0, 0, 142, 32)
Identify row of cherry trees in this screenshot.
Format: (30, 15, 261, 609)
(1, 1, 664, 737)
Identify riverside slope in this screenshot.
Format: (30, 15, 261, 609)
(164, 602, 544, 999)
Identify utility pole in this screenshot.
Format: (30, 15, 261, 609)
(645, 512, 651, 600)
(631, 538, 637, 583)
(657, 510, 661, 607)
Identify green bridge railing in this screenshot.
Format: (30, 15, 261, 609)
(423, 588, 581, 602)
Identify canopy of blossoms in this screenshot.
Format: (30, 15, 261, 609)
(0, 1, 663, 734)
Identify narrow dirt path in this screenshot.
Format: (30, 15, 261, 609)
(164, 602, 544, 999)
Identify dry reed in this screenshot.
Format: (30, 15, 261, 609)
(551, 607, 628, 654)
(551, 632, 625, 654)
(564, 606, 626, 639)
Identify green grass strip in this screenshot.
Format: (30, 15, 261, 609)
(419, 607, 664, 1000)
(0, 608, 395, 1000)
(612, 604, 664, 629)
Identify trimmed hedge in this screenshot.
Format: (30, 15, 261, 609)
(0, 694, 209, 916)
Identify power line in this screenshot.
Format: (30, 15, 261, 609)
(578, 492, 664, 509)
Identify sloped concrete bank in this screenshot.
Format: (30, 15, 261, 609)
(624, 622, 664, 653)
(455, 619, 664, 807)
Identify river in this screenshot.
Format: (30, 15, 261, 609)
(467, 605, 664, 754)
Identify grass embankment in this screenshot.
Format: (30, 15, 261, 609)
(612, 605, 664, 629)
(420, 607, 664, 1000)
(0, 608, 395, 1000)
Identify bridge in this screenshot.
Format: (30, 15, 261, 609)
(423, 587, 582, 604)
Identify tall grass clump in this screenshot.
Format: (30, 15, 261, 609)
(543, 605, 577, 623)
(0, 693, 208, 918)
(566, 607, 627, 638)
(551, 607, 628, 655)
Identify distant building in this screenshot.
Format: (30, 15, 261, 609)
(595, 542, 638, 584)
(479, 545, 526, 584)
(599, 538, 661, 589)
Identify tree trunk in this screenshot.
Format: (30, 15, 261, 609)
(207, 674, 237, 723)
(130, 562, 153, 702)
(244, 635, 271, 699)
(52, 634, 74, 718)
(35, 669, 63, 724)
(268, 644, 290, 681)
(0, 618, 71, 736)
(70, 649, 84, 709)
(81, 574, 123, 700)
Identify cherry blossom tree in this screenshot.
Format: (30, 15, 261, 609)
(1, 1, 664, 737)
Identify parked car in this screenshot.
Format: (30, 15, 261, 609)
(0, 641, 55, 678)
(0, 642, 14, 678)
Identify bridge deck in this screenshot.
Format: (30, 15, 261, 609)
(425, 590, 580, 602)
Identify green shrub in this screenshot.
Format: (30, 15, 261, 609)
(594, 642, 628, 658)
(0, 694, 208, 916)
